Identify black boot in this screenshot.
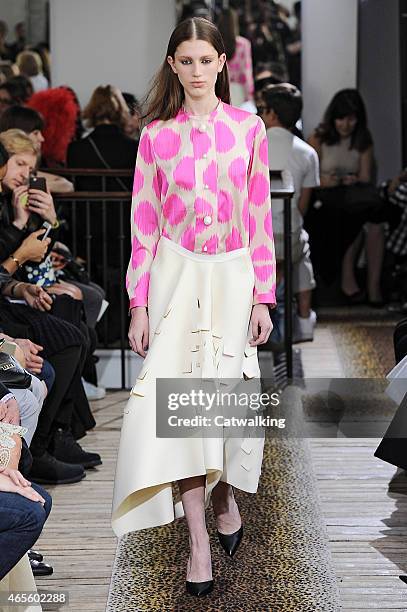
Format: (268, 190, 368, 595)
(29, 451, 85, 485)
(51, 428, 102, 469)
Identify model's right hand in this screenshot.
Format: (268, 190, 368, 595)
(128, 307, 149, 357)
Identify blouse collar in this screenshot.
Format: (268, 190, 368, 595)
(178, 98, 222, 122)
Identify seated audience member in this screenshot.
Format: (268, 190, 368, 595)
(260, 83, 319, 341)
(218, 8, 255, 106)
(0, 129, 82, 302)
(0, 139, 101, 483)
(16, 50, 49, 93)
(27, 86, 80, 166)
(0, 105, 74, 193)
(0, 411, 52, 582)
(67, 84, 137, 187)
(306, 89, 387, 306)
(381, 168, 407, 261)
(0, 129, 106, 399)
(0, 76, 33, 117)
(67, 85, 137, 291)
(31, 42, 51, 83)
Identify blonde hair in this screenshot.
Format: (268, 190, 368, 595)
(0, 128, 37, 157)
(16, 51, 43, 77)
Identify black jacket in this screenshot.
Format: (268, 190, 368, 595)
(67, 124, 138, 191)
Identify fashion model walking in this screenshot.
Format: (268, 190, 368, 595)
(112, 17, 276, 597)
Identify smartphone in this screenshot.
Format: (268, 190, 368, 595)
(38, 221, 52, 241)
(29, 175, 47, 192)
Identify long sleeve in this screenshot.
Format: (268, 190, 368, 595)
(248, 117, 276, 306)
(127, 127, 161, 308)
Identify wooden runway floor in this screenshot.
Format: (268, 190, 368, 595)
(35, 315, 407, 611)
(35, 391, 126, 612)
(301, 322, 407, 611)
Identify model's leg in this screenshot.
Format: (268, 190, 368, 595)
(178, 475, 212, 582)
(365, 222, 384, 302)
(211, 481, 242, 534)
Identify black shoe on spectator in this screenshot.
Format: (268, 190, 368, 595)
(29, 451, 86, 485)
(51, 428, 102, 469)
(30, 558, 53, 576)
(28, 549, 43, 562)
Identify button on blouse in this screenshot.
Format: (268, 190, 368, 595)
(127, 100, 276, 308)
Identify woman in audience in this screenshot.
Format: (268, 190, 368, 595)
(0, 105, 74, 193)
(217, 8, 254, 106)
(67, 84, 137, 188)
(307, 89, 386, 305)
(16, 50, 49, 93)
(67, 85, 138, 310)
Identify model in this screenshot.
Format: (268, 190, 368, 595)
(112, 16, 276, 598)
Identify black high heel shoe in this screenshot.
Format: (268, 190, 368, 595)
(186, 579, 214, 597)
(217, 524, 243, 557)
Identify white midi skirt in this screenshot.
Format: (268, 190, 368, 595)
(112, 236, 265, 536)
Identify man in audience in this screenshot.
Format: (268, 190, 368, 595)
(260, 83, 320, 342)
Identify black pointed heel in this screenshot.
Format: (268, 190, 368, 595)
(186, 579, 214, 597)
(217, 524, 243, 557)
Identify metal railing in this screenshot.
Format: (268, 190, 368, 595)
(48, 167, 295, 387)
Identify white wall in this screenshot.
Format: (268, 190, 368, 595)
(301, 0, 358, 137)
(50, 0, 175, 108)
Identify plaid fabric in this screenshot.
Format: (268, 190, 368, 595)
(385, 181, 407, 256)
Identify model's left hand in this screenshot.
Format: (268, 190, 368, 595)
(249, 304, 273, 346)
(28, 187, 57, 225)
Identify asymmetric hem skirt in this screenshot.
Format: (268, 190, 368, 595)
(112, 236, 265, 536)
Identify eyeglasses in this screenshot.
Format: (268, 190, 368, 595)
(0, 97, 12, 106)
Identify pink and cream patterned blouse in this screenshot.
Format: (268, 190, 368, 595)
(227, 36, 255, 102)
(127, 100, 276, 308)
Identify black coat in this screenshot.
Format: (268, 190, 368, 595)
(67, 123, 138, 191)
(65, 124, 137, 280)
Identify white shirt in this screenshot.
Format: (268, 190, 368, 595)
(30, 73, 49, 93)
(267, 126, 320, 234)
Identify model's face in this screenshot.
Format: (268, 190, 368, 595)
(335, 114, 357, 138)
(29, 129, 45, 153)
(167, 39, 226, 101)
(2, 152, 36, 190)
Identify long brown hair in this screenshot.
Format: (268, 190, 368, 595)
(143, 17, 230, 123)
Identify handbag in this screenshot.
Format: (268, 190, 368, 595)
(0, 352, 32, 389)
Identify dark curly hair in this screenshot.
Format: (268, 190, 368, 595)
(316, 89, 373, 152)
